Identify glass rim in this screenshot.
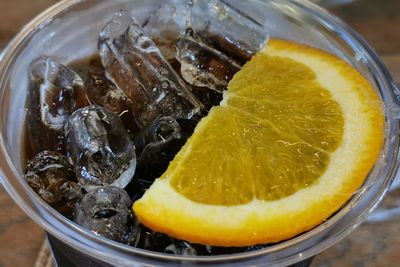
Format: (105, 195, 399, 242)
(0, 0, 399, 265)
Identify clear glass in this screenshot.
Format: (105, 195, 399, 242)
(312, 0, 356, 8)
(0, 0, 399, 266)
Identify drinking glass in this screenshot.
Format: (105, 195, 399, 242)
(0, 0, 398, 266)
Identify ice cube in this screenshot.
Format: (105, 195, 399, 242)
(98, 10, 202, 129)
(164, 241, 198, 256)
(65, 105, 136, 190)
(27, 57, 88, 155)
(74, 187, 139, 245)
(133, 116, 181, 155)
(133, 117, 197, 184)
(176, 0, 269, 92)
(136, 225, 259, 255)
(72, 57, 140, 135)
(24, 151, 82, 218)
(138, 226, 198, 255)
(188, 0, 268, 60)
(142, 0, 187, 60)
(176, 35, 241, 92)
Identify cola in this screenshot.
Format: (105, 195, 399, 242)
(23, 2, 269, 255)
(26, 57, 88, 156)
(24, 151, 82, 218)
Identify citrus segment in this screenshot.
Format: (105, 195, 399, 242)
(168, 106, 331, 204)
(133, 39, 384, 246)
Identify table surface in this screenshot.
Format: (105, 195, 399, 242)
(0, 0, 399, 266)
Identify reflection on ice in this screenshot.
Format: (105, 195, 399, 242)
(98, 11, 202, 129)
(177, 33, 241, 92)
(142, 0, 187, 60)
(27, 57, 87, 155)
(72, 57, 140, 135)
(74, 186, 139, 245)
(176, 0, 269, 92)
(65, 105, 136, 190)
(24, 151, 82, 218)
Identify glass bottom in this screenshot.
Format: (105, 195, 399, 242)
(47, 234, 112, 267)
(46, 234, 314, 267)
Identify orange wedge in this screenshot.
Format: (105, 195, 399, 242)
(133, 39, 384, 246)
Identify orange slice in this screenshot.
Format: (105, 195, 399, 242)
(133, 39, 384, 246)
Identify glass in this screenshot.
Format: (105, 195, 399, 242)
(312, 0, 356, 8)
(0, 0, 399, 266)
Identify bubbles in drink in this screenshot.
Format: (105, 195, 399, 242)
(74, 187, 139, 245)
(65, 105, 136, 190)
(24, 151, 82, 217)
(98, 10, 202, 129)
(27, 57, 87, 155)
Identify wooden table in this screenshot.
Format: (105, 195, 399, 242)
(0, 2, 58, 266)
(312, 2, 400, 266)
(0, 0, 399, 266)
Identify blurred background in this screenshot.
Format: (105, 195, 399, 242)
(0, 0, 399, 266)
